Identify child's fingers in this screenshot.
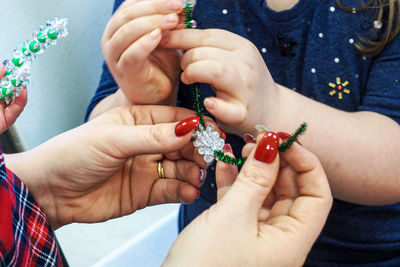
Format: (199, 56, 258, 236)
(161, 28, 241, 51)
(108, 14, 178, 63)
(180, 47, 234, 70)
(204, 97, 247, 125)
(104, 0, 182, 40)
(118, 28, 162, 70)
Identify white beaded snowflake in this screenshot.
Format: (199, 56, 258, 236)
(193, 124, 225, 164)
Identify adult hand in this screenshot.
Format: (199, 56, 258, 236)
(164, 132, 332, 267)
(102, 0, 185, 106)
(0, 64, 28, 134)
(6, 106, 216, 229)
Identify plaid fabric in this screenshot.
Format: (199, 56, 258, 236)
(0, 145, 62, 266)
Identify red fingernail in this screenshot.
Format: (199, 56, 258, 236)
(254, 131, 279, 163)
(196, 188, 201, 199)
(277, 132, 302, 145)
(222, 143, 233, 153)
(175, 116, 200, 136)
(243, 133, 256, 143)
(220, 129, 226, 141)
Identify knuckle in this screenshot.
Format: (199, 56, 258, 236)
(212, 62, 226, 79)
(149, 125, 164, 145)
(240, 164, 274, 189)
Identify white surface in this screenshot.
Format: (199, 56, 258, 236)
(93, 207, 179, 267)
(55, 204, 180, 267)
(0, 0, 113, 149)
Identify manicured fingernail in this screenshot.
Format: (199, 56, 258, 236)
(168, 0, 182, 10)
(149, 28, 161, 39)
(204, 98, 216, 109)
(220, 129, 226, 141)
(277, 132, 302, 145)
(165, 13, 177, 24)
(222, 143, 233, 153)
(254, 131, 279, 163)
(196, 188, 201, 199)
(243, 133, 256, 143)
(200, 169, 207, 183)
(175, 116, 200, 136)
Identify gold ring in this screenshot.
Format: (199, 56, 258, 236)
(157, 161, 165, 179)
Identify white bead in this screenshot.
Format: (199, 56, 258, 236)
(334, 58, 340, 63)
(374, 20, 383, 29)
(311, 68, 316, 73)
(330, 6, 335, 12)
(349, 38, 354, 44)
(261, 48, 267, 53)
(318, 33, 324, 38)
(222, 9, 228, 14)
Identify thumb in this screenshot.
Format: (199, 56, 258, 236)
(222, 131, 280, 220)
(108, 116, 200, 158)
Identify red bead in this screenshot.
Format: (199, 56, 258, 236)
(337, 85, 343, 90)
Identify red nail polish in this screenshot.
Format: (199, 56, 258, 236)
(277, 132, 302, 145)
(175, 116, 200, 136)
(254, 131, 279, 163)
(220, 129, 226, 141)
(196, 188, 201, 199)
(222, 143, 233, 153)
(243, 133, 256, 143)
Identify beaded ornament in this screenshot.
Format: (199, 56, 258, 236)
(0, 18, 68, 104)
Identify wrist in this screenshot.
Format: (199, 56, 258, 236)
(5, 149, 61, 229)
(89, 88, 133, 120)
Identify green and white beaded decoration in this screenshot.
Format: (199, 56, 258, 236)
(0, 18, 68, 104)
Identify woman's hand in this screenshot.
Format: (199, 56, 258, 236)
(164, 133, 332, 267)
(101, 0, 184, 106)
(5, 105, 215, 229)
(0, 64, 28, 134)
(162, 28, 279, 136)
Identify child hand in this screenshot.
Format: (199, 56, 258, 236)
(0, 64, 28, 134)
(162, 29, 279, 135)
(102, 0, 184, 105)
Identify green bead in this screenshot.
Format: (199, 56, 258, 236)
(0, 95, 5, 100)
(12, 57, 23, 67)
(237, 159, 243, 165)
(2, 87, 13, 97)
(29, 40, 40, 53)
(5, 70, 11, 76)
(47, 29, 58, 40)
(37, 32, 47, 43)
(22, 46, 31, 57)
(11, 79, 22, 87)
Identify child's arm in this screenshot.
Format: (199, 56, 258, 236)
(0, 65, 28, 134)
(162, 28, 400, 206)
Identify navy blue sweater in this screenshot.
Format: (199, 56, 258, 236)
(86, 0, 400, 265)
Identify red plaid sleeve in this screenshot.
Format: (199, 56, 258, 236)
(0, 146, 62, 266)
